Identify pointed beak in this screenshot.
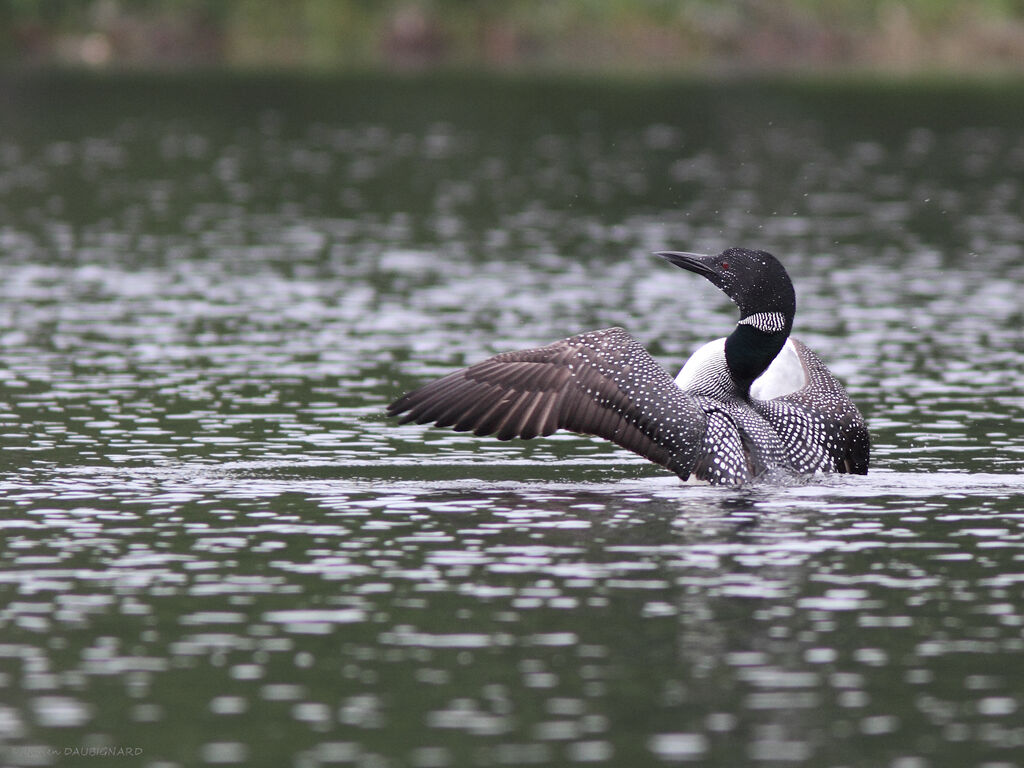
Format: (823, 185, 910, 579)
(655, 251, 717, 278)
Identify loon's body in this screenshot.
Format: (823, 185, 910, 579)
(388, 248, 869, 485)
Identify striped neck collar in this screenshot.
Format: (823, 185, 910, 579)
(738, 312, 788, 334)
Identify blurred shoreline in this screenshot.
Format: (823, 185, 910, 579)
(2, 0, 1023, 77)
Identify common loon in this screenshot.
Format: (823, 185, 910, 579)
(388, 247, 870, 485)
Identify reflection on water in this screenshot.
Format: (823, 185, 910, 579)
(3, 465, 1024, 767)
(0, 74, 1022, 767)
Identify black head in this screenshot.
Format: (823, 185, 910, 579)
(657, 247, 796, 327)
(658, 247, 797, 393)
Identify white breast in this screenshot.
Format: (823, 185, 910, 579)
(674, 338, 730, 396)
(674, 337, 807, 400)
(749, 338, 806, 400)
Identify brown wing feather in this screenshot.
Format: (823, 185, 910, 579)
(388, 327, 707, 479)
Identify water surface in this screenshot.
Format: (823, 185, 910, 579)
(0, 73, 1022, 767)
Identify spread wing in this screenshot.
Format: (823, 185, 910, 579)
(388, 327, 708, 480)
(754, 338, 870, 474)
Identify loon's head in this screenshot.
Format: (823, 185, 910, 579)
(656, 248, 796, 333)
(658, 247, 797, 394)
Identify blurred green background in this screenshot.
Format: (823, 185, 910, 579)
(2, 0, 1023, 74)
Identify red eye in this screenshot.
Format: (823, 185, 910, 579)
(721, 262, 729, 270)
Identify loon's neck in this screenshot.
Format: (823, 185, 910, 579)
(725, 318, 791, 397)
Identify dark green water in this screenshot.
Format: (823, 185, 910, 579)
(0, 73, 1023, 767)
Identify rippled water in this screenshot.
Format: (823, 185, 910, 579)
(0, 74, 1022, 767)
